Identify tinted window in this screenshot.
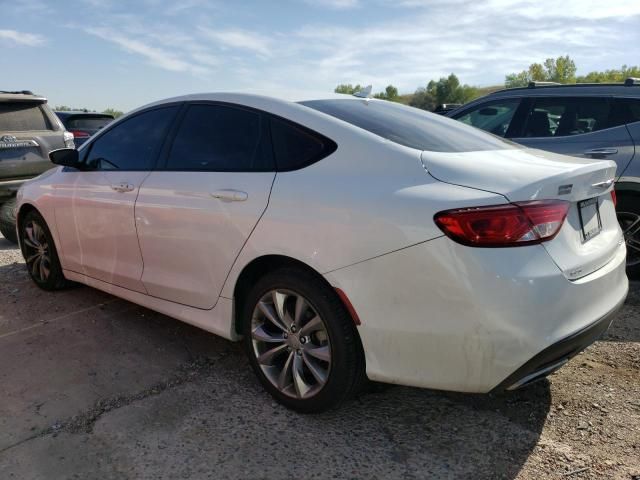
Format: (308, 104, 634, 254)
(521, 97, 610, 138)
(84, 106, 178, 171)
(612, 98, 640, 125)
(301, 99, 514, 152)
(455, 99, 520, 137)
(270, 117, 336, 170)
(0, 102, 51, 131)
(66, 116, 112, 131)
(166, 104, 273, 171)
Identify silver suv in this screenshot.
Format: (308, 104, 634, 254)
(448, 79, 640, 275)
(0, 91, 73, 242)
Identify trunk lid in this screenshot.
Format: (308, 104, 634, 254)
(422, 147, 623, 280)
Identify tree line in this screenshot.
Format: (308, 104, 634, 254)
(55, 106, 124, 118)
(335, 56, 640, 111)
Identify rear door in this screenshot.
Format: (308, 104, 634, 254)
(0, 100, 64, 183)
(135, 103, 275, 309)
(510, 97, 635, 179)
(53, 105, 179, 291)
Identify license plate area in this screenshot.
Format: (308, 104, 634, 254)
(578, 197, 602, 242)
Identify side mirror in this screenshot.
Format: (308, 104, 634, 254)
(49, 148, 81, 169)
(478, 107, 499, 116)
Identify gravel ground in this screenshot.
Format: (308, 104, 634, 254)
(0, 233, 638, 479)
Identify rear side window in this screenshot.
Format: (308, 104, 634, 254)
(270, 117, 336, 171)
(521, 97, 610, 138)
(166, 104, 273, 171)
(0, 102, 52, 131)
(611, 98, 640, 125)
(301, 99, 514, 152)
(84, 106, 178, 171)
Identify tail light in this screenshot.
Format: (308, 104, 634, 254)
(434, 200, 570, 247)
(63, 131, 75, 148)
(69, 129, 90, 139)
(611, 190, 617, 207)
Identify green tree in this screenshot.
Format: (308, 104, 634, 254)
(334, 84, 363, 94)
(426, 74, 478, 106)
(409, 87, 435, 111)
(102, 108, 124, 118)
(505, 55, 576, 87)
(373, 84, 399, 101)
(577, 65, 640, 83)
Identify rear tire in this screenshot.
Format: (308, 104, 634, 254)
(19, 209, 71, 290)
(617, 194, 640, 279)
(242, 267, 365, 413)
(0, 197, 18, 244)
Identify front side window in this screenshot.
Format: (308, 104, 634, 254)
(301, 99, 515, 152)
(165, 104, 273, 171)
(455, 99, 521, 137)
(84, 106, 178, 170)
(521, 97, 610, 138)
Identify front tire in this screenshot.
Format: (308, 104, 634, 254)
(242, 267, 365, 413)
(19, 209, 71, 290)
(0, 197, 18, 244)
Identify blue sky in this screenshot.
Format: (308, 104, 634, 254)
(2, 0, 639, 112)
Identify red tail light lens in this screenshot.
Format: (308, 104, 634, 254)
(69, 129, 90, 138)
(611, 190, 617, 207)
(434, 200, 570, 247)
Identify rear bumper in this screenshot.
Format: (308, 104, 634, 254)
(492, 295, 625, 391)
(324, 236, 628, 393)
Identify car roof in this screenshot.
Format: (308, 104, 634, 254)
(0, 91, 47, 103)
(486, 82, 640, 99)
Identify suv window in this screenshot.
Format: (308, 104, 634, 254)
(84, 106, 178, 171)
(0, 102, 52, 131)
(66, 116, 112, 131)
(455, 99, 520, 137)
(521, 97, 610, 138)
(301, 99, 514, 152)
(166, 104, 273, 171)
(270, 117, 336, 171)
(612, 98, 640, 125)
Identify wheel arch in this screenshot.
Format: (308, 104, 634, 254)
(15, 202, 40, 248)
(231, 254, 358, 337)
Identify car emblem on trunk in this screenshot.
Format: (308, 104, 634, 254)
(558, 184, 573, 195)
(0, 135, 38, 149)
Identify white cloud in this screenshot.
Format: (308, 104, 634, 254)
(84, 27, 208, 75)
(199, 27, 273, 57)
(303, 0, 360, 9)
(0, 29, 45, 46)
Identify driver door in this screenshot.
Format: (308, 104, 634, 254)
(53, 105, 179, 292)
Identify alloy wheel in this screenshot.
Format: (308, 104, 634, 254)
(617, 211, 640, 267)
(251, 289, 331, 399)
(22, 220, 52, 283)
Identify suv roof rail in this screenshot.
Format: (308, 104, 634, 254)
(625, 77, 640, 86)
(527, 81, 562, 88)
(0, 90, 35, 95)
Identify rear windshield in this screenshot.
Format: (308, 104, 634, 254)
(300, 99, 515, 152)
(0, 102, 52, 131)
(66, 116, 113, 130)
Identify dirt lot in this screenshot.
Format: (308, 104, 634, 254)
(0, 233, 638, 480)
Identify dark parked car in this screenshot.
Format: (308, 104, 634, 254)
(447, 79, 640, 274)
(0, 90, 73, 243)
(55, 111, 114, 147)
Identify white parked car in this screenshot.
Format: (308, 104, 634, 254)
(15, 93, 628, 412)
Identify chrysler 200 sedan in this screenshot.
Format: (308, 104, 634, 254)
(15, 92, 628, 412)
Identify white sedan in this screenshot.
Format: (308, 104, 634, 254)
(15, 92, 628, 412)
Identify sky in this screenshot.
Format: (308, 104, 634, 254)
(1, 0, 639, 112)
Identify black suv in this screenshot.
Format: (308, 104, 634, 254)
(0, 91, 73, 243)
(55, 111, 114, 147)
(448, 79, 640, 274)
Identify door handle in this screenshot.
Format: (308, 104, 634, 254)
(210, 189, 248, 202)
(584, 148, 618, 157)
(111, 182, 135, 193)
